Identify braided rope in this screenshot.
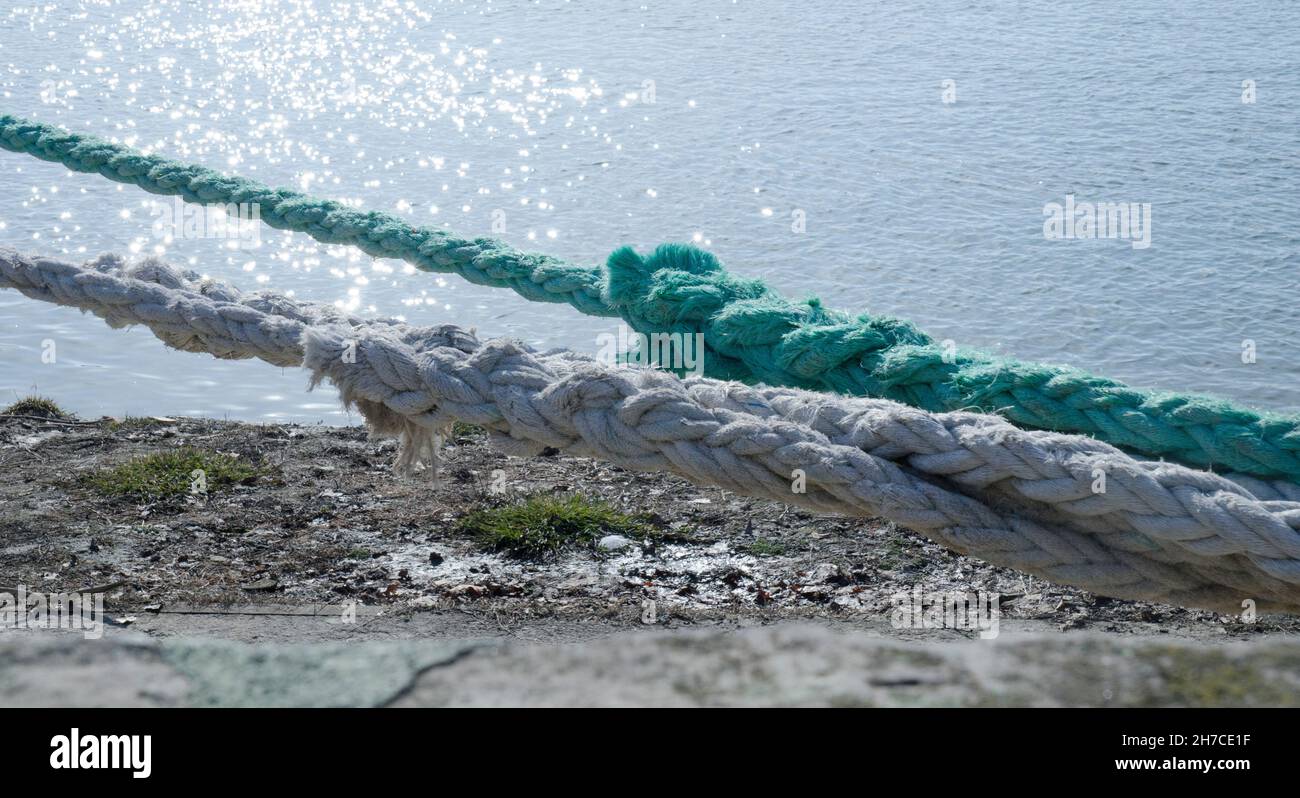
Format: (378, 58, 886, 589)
(4, 247, 1300, 614)
(2, 114, 1297, 483)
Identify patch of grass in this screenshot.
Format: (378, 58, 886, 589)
(744, 538, 788, 557)
(455, 494, 661, 560)
(106, 415, 169, 431)
(3, 395, 66, 418)
(876, 539, 925, 572)
(86, 448, 264, 500)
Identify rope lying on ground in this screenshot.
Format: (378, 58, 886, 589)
(3, 114, 1298, 484)
(4, 248, 1300, 614)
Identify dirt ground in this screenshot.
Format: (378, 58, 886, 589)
(2, 412, 1297, 640)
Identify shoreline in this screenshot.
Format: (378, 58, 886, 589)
(3, 410, 1297, 639)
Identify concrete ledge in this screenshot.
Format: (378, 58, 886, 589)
(4, 624, 1299, 707)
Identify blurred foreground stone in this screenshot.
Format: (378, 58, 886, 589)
(3, 624, 1298, 707)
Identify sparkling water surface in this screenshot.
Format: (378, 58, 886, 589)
(1, 0, 1297, 423)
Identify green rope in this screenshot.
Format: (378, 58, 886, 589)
(3, 113, 1298, 482)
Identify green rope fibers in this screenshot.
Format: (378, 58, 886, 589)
(3, 113, 1296, 482)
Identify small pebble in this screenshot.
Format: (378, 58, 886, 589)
(597, 534, 633, 552)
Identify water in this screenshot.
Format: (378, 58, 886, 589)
(1, 0, 1297, 423)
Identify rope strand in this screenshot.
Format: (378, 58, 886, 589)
(3, 113, 1297, 482)
(4, 247, 1300, 614)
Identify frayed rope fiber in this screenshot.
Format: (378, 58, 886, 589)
(2, 114, 1298, 484)
(4, 247, 1300, 615)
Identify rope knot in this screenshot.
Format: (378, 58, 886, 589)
(603, 243, 764, 326)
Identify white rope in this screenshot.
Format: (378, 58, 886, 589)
(4, 248, 1300, 614)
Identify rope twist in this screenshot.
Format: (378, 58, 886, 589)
(4, 114, 1298, 482)
(4, 247, 1300, 614)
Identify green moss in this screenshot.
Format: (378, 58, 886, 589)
(455, 494, 662, 560)
(744, 538, 787, 557)
(3, 395, 66, 418)
(449, 421, 485, 441)
(1142, 647, 1297, 707)
(87, 448, 264, 500)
